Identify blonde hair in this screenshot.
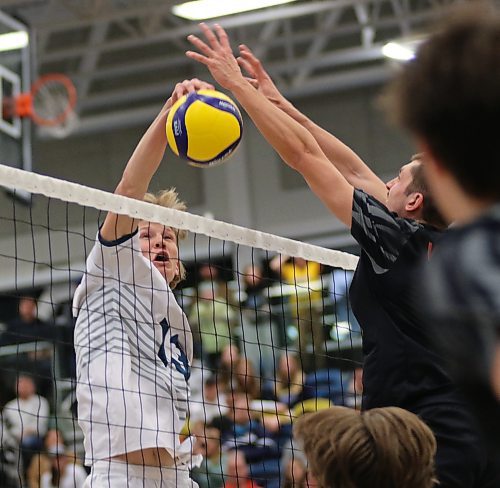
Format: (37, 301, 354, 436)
(143, 188, 187, 289)
(294, 406, 437, 488)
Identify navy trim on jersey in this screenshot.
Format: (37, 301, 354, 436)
(98, 228, 138, 247)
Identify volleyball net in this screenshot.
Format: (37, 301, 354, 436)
(0, 163, 361, 487)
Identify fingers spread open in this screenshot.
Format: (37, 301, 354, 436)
(214, 24, 232, 51)
(237, 56, 256, 78)
(186, 51, 211, 68)
(239, 48, 265, 76)
(199, 22, 221, 50)
(187, 34, 213, 57)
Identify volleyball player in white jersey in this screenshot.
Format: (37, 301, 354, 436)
(73, 78, 213, 487)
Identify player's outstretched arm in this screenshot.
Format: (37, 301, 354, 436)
(100, 78, 214, 242)
(186, 24, 354, 227)
(237, 44, 387, 202)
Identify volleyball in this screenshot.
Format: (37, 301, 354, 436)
(166, 89, 243, 167)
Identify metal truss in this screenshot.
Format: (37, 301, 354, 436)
(2, 0, 465, 134)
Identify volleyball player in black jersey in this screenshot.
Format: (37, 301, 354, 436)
(384, 5, 500, 457)
(186, 23, 499, 486)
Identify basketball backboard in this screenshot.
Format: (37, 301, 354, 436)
(0, 10, 31, 172)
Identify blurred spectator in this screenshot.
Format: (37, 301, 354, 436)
(27, 428, 87, 488)
(239, 264, 277, 380)
(272, 354, 304, 407)
(27, 429, 60, 488)
(327, 269, 360, 333)
(53, 386, 85, 465)
(191, 422, 224, 488)
(218, 343, 241, 390)
(3, 375, 50, 483)
(189, 272, 237, 371)
(0, 295, 54, 400)
(0, 296, 49, 346)
(232, 356, 261, 400)
(0, 410, 21, 488)
(224, 450, 259, 488)
(219, 344, 261, 399)
(270, 256, 324, 370)
(219, 393, 281, 465)
(190, 376, 228, 425)
(281, 440, 308, 488)
(40, 445, 87, 488)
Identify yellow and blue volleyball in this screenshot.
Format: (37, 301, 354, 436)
(166, 89, 243, 167)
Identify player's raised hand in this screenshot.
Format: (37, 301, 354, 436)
(171, 78, 215, 104)
(164, 78, 215, 112)
(186, 24, 244, 90)
(237, 44, 285, 106)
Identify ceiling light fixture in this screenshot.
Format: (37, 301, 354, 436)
(172, 0, 298, 21)
(0, 31, 29, 53)
(382, 37, 425, 62)
(381, 41, 416, 61)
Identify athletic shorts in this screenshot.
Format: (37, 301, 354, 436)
(83, 460, 199, 488)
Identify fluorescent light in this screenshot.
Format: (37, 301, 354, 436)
(382, 37, 425, 62)
(0, 31, 29, 52)
(382, 41, 416, 61)
(173, 0, 298, 21)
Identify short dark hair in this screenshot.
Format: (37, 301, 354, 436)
(294, 406, 437, 488)
(384, 4, 500, 200)
(405, 155, 447, 229)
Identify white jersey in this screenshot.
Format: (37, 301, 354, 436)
(73, 230, 193, 466)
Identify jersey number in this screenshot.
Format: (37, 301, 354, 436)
(158, 318, 191, 381)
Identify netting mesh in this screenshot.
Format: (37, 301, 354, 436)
(0, 165, 361, 488)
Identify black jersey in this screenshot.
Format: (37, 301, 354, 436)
(349, 190, 499, 487)
(424, 204, 500, 455)
(349, 189, 456, 411)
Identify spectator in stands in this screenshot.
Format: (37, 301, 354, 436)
(219, 393, 280, 460)
(0, 295, 54, 400)
(191, 423, 224, 488)
(190, 376, 228, 425)
(27, 429, 61, 488)
(232, 355, 260, 400)
(273, 353, 304, 407)
(27, 428, 87, 488)
(189, 277, 237, 371)
(294, 406, 436, 488)
(0, 410, 21, 488)
(197, 263, 222, 288)
(327, 269, 360, 333)
(3, 375, 50, 483)
(239, 264, 276, 380)
(281, 446, 308, 488)
(224, 450, 259, 488)
(1, 296, 48, 346)
(270, 256, 324, 370)
(219, 344, 261, 400)
(219, 343, 241, 387)
(40, 443, 87, 488)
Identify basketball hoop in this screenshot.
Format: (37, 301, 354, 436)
(13, 73, 77, 133)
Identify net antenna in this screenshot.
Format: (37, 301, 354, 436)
(4, 72, 78, 138)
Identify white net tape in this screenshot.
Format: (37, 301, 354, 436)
(0, 163, 358, 269)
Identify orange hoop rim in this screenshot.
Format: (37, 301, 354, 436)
(16, 73, 77, 127)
